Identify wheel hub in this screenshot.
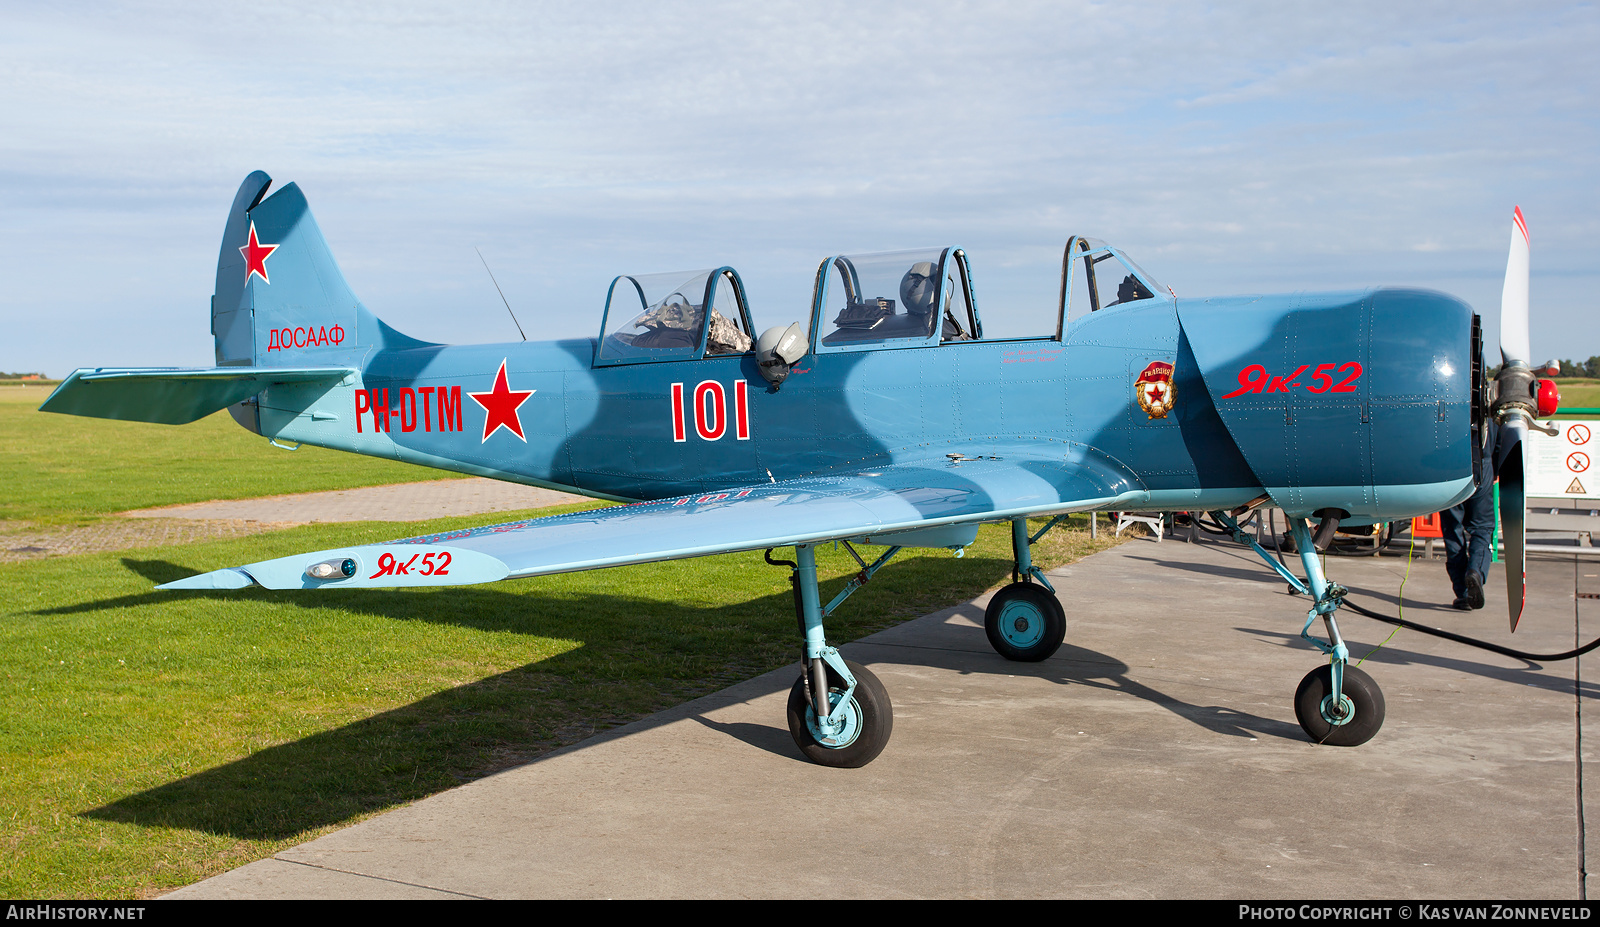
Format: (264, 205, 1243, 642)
(998, 601, 1045, 648)
(1319, 694, 1355, 726)
(806, 691, 862, 748)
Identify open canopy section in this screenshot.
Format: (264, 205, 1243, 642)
(596, 267, 755, 365)
(811, 247, 980, 351)
(1060, 237, 1171, 333)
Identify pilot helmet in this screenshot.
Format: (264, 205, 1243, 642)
(900, 262, 938, 317)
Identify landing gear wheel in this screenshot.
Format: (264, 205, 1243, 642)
(786, 660, 893, 768)
(1294, 664, 1385, 746)
(984, 582, 1066, 662)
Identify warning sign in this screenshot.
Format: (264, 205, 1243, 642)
(1528, 418, 1600, 499)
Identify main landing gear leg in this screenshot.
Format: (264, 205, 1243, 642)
(776, 543, 893, 767)
(984, 517, 1068, 662)
(1213, 511, 1386, 746)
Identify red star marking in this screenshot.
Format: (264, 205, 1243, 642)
(469, 359, 535, 443)
(1147, 384, 1166, 403)
(239, 222, 279, 285)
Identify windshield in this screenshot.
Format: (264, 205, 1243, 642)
(1062, 239, 1168, 329)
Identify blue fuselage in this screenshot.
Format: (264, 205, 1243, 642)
(254, 287, 1478, 521)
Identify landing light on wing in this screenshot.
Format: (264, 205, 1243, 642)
(306, 557, 357, 580)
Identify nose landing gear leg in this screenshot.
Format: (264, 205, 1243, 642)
(1213, 510, 1387, 746)
(1284, 519, 1386, 745)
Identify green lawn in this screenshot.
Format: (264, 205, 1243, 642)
(1553, 377, 1600, 413)
(1, 385, 464, 526)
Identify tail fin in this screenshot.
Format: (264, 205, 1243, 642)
(211, 171, 428, 368)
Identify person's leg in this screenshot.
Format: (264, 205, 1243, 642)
(1462, 478, 1497, 609)
(1440, 504, 1470, 607)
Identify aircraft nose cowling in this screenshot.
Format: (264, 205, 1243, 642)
(1177, 287, 1478, 519)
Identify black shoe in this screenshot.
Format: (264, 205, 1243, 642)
(1465, 572, 1485, 610)
(1452, 597, 1473, 611)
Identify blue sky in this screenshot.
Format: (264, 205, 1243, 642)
(3, 1, 1596, 376)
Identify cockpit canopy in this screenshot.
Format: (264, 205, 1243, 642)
(811, 247, 979, 351)
(596, 267, 755, 365)
(591, 240, 1167, 367)
(1060, 237, 1168, 332)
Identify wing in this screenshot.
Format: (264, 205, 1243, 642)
(159, 443, 1145, 591)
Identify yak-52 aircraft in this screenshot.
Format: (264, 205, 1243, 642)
(41, 172, 1556, 767)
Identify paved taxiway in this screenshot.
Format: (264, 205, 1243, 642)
(122, 477, 589, 524)
(170, 530, 1599, 899)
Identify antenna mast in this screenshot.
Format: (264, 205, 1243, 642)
(476, 246, 527, 342)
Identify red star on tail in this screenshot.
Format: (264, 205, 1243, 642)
(469, 359, 535, 443)
(239, 222, 278, 284)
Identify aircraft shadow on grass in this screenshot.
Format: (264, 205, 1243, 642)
(68, 554, 1296, 840)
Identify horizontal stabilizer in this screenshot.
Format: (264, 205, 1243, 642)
(39, 366, 355, 425)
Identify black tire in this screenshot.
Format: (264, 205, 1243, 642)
(786, 660, 893, 768)
(1294, 663, 1385, 746)
(984, 582, 1066, 662)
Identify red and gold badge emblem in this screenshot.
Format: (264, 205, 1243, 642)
(1135, 361, 1176, 420)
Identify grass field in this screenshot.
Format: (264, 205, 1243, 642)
(0, 382, 1123, 898)
(1, 385, 464, 527)
(1552, 377, 1600, 413)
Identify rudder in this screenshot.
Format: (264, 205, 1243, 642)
(212, 171, 272, 366)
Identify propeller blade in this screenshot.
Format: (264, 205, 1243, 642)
(1500, 206, 1531, 367)
(1498, 421, 1527, 632)
(1491, 206, 1532, 631)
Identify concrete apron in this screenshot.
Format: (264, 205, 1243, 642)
(170, 533, 1600, 899)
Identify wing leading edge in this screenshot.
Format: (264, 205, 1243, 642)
(159, 443, 1145, 591)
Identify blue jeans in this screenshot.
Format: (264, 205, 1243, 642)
(1440, 475, 1495, 599)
